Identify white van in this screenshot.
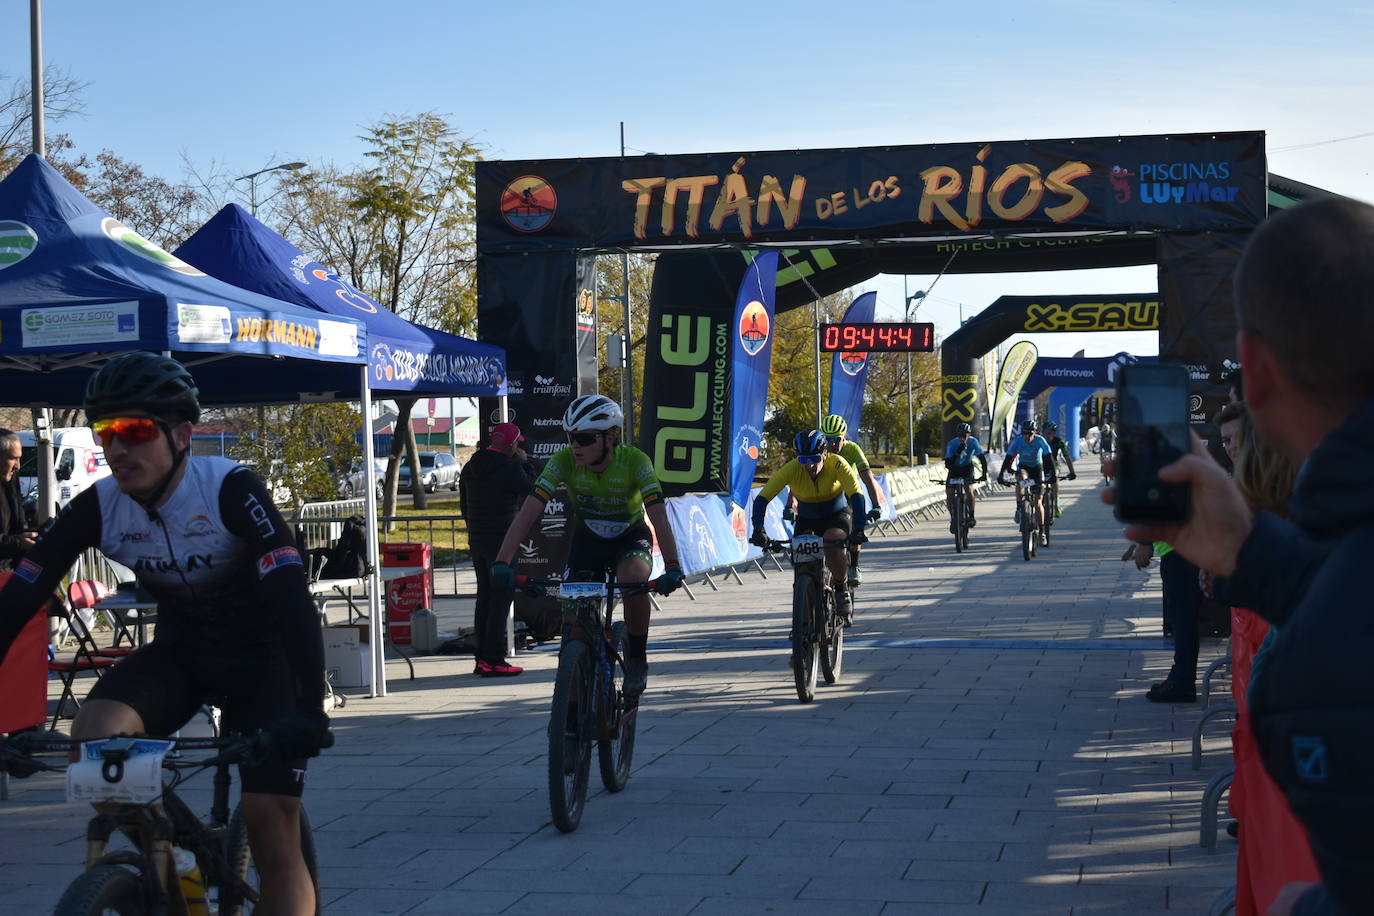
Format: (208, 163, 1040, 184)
(18, 427, 112, 509)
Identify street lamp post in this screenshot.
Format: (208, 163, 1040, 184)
(233, 161, 306, 216)
(903, 278, 926, 466)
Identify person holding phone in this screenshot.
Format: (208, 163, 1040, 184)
(1104, 196, 1374, 916)
(998, 421, 1053, 543)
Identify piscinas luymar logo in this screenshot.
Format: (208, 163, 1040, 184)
(1133, 160, 1239, 205)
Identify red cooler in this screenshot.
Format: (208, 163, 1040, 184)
(381, 542, 433, 646)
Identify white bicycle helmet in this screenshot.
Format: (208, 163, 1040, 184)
(562, 394, 623, 432)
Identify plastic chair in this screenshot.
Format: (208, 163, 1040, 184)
(46, 652, 116, 730)
(67, 579, 136, 653)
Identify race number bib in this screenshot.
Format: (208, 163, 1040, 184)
(66, 738, 174, 804)
(790, 534, 825, 566)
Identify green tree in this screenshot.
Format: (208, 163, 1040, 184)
(759, 293, 853, 472)
(227, 403, 360, 510)
(278, 113, 485, 517)
(595, 252, 655, 441)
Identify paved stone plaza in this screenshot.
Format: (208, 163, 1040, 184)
(0, 478, 1237, 914)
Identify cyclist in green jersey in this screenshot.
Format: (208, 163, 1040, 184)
(819, 415, 882, 586)
(491, 395, 684, 693)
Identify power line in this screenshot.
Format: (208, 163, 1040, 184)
(1270, 130, 1374, 153)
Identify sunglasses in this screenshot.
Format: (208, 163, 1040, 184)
(824, 435, 842, 447)
(797, 454, 823, 466)
(567, 431, 603, 447)
(91, 416, 164, 447)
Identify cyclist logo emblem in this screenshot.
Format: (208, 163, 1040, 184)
(500, 176, 557, 233)
(738, 300, 770, 356)
(839, 351, 867, 376)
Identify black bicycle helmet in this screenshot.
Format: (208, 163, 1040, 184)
(84, 352, 201, 423)
(1045, 422, 1058, 433)
(1020, 420, 1037, 433)
(955, 422, 972, 435)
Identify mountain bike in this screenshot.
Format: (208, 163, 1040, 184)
(515, 574, 650, 833)
(759, 535, 848, 702)
(1004, 471, 1042, 562)
(942, 475, 982, 552)
(0, 730, 326, 915)
(1041, 473, 1073, 547)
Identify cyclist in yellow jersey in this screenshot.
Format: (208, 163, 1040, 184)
(750, 430, 869, 621)
(819, 414, 882, 586)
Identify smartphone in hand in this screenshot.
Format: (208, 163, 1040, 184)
(1113, 363, 1191, 523)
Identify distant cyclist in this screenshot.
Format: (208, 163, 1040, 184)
(750, 430, 868, 624)
(1042, 422, 1077, 516)
(942, 422, 988, 530)
(999, 420, 1053, 543)
(819, 414, 882, 586)
(1097, 421, 1116, 485)
(490, 395, 684, 695)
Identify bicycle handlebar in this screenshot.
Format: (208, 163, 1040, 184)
(0, 730, 303, 777)
(513, 574, 660, 596)
(756, 535, 849, 552)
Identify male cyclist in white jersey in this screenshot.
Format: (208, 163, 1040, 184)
(0, 353, 330, 915)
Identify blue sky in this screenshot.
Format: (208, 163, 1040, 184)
(5, 0, 1372, 358)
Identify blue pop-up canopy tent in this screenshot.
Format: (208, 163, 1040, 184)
(174, 204, 506, 398)
(0, 155, 368, 406)
(173, 204, 511, 699)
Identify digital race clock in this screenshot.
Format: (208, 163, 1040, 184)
(818, 322, 936, 353)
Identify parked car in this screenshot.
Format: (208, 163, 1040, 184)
(339, 457, 388, 500)
(398, 451, 461, 493)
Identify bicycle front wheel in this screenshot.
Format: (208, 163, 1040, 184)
(222, 803, 321, 916)
(1021, 500, 1033, 562)
(53, 864, 146, 915)
(952, 489, 964, 553)
(819, 585, 844, 684)
(548, 638, 594, 832)
(598, 621, 638, 793)
(791, 576, 819, 703)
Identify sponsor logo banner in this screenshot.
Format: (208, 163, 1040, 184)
(477, 132, 1266, 252)
(728, 251, 778, 511)
(23, 302, 140, 347)
(990, 341, 1038, 442)
(0, 220, 38, 271)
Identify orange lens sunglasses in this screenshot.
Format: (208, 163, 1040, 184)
(91, 417, 163, 447)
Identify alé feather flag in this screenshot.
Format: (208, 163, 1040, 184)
(728, 251, 779, 510)
(827, 291, 877, 435)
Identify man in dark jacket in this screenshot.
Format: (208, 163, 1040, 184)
(1109, 196, 1374, 915)
(459, 422, 536, 676)
(0, 429, 37, 572)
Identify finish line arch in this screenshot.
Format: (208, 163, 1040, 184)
(475, 131, 1296, 496)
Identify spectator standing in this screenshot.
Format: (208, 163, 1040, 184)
(0, 429, 37, 572)
(1226, 408, 1319, 916)
(459, 422, 536, 677)
(1107, 196, 1374, 914)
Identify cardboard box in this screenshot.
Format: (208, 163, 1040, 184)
(323, 625, 370, 688)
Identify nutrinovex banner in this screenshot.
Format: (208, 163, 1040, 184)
(476, 131, 1265, 252)
(827, 291, 877, 438)
(990, 341, 1039, 445)
(728, 251, 779, 512)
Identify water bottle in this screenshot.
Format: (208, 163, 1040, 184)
(171, 846, 209, 916)
(410, 607, 439, 653)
